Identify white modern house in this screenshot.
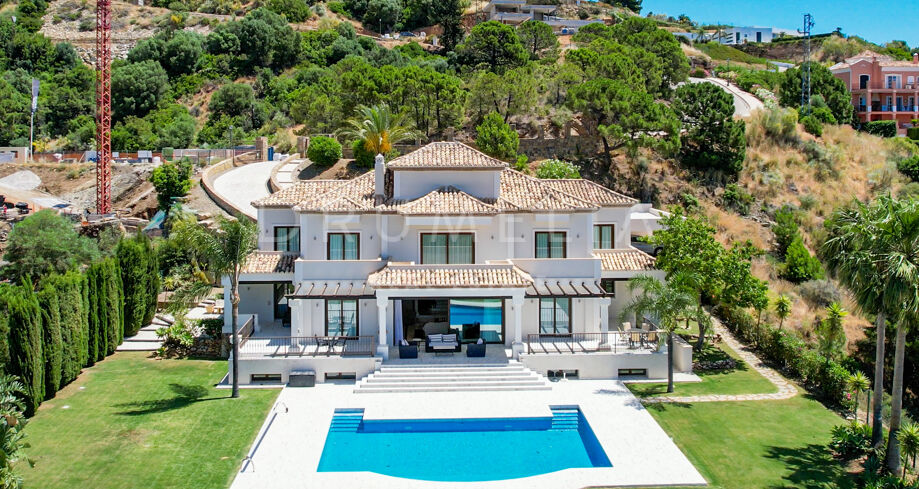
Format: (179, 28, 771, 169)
(225, 142, 691, 386)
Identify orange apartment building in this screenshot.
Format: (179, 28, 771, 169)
(830, 50, 919, 135)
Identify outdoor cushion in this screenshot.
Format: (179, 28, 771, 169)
(400, 339, 409, 346)
(428, 334, 443, 342)
(477, 337, 484, 345)
(442, 334, 457, 344)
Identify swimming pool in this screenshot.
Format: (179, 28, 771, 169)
(317, 406, 612, 481)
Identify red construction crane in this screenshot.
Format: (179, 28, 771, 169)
(95, 0, 112, 214)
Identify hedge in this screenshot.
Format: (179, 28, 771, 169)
(117, 234, 158, 337)
(37, 284, 63, 400)
(715, 304, 850, 406)
(907, 127, 919, 141)
(307, 136, 343, 167)
(44, 272, 88, 385)
(861, 120, 897, 138)
(5, 281, 44, 416)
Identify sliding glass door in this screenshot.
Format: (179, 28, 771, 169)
(448, 298, 504, 343)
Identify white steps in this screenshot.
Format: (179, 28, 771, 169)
(354, 362, 551, 393)
(116, 314, 172, 352)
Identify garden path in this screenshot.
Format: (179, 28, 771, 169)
(643, 317, 798, 403)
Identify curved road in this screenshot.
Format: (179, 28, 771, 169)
(688, 77, 765, 117)
(211, 161, 277, 219)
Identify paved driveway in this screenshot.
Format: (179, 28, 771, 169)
(230, 380, 705, 489)
(211, 161, 276, 219)
(689, 77, 765, 117)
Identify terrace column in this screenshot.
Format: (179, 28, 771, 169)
(599, 297, 611, 332)
(511, 294, 525, 359)
(376, 296, 389, 360)
(291, 298, 304, 336)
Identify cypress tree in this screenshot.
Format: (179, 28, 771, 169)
(79, 271, 90, 367)
(106, 259, 123, 353)
(47, 273, 83, 385)
(37, 284, 63, 399)
(8, 281, 44, 416)
(0, 284, 12, 368)
(117, 235, 158, 337)
(86, 263, 101, 364)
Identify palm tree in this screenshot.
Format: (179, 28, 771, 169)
(848, 371, 870, 423)
(774, 294, 792, 330)
(900, 422, 919, 477)
(171, 215, 258, 398)
(0, 373, 32, 489)
(816, 302, 847, 362)
(620, 274, 695, 393)
(336, 104, 422, 155)
(823, 196, 901, 449)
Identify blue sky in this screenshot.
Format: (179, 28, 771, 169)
(641, 0, 918, 47)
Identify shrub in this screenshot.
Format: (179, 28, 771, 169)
(756, 106, 799, 146)
(198, 318, 223, 338)
(899, 182, 919, 199)
(535, 159, 579, 179)
(862, 120, 897, 138)
(797, 279, 841, 309)
(907, 127, 919, 141)
(680, 192, 700, 210)
(5, 282, 44, 416)
(157, 316, 194, 349)
(896, 154, 919, 182)
(307, 136, 342, 167)
(475, 112, 519, 160)
(689, 67, 706, 78)
(830, 421, 872, 459)
(352, 140, 397, 169)
(722, 183, 753, 215)
(772, 205, 799, 257)
(327, 1, 347, 15)
(780, 235, 824, 283)
(810, 106, 837, 124)
(800, 114, 823, 137)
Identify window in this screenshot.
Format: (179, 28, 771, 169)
(535, 232, 566, 258)
(887, 75, 899, 89)
(859, 74, 870, 89)
(420, 233, 474, 264)
(539, 298, 570, 334)
(250, 374, 282, 383)
(618, 368, 647, 377)
(600, 279, 616, 296)
(908, 76, 915, 86)
(274, 226, 300, 252)
(593, 224, 614, 249)
(326, 299, 358, 336)
(449, 298, 503, 343)
(328, 233, 359, 260)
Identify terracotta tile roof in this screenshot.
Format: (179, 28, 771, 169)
(833, 50, 919, 69)
(498, 169, 599, 211)
(252, 180, 345, 208)
(593, 248, 656, 272)
(541, 179, 637, 207)
(396, 186, 499, 215)
(386, 142, 508, 170)
(253, 143, 639, 214)
(367, 263, 533, 288)
(241, 251, 297, 274)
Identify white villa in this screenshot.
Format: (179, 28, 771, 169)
(225, 142, 691, 386)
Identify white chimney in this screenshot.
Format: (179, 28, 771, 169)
(374, 153, 385, 198)
(913, 52, 918, 65)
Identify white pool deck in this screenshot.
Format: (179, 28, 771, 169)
(230, 379, 706, 489)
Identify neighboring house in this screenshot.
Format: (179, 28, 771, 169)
(483, 0, 602, 33)
(722, 26, 775, 45)
(226, 142, 687, 385)
(831, 50, 919, 134)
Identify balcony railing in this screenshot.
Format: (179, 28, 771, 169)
(525, 331, 668, 354)
(238, 335, 375, 358)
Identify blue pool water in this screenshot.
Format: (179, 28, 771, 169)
(317, 407, 612, 481)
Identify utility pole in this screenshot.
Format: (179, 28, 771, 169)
(800, 13, 815, 114)
(29, 79, 37, 162)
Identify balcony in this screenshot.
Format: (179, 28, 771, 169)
(525, 331, 667, 354)
(238, 335, 375, 358)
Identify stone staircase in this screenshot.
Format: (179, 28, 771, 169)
(116, 314, 170, 352)
(353, 361, 551, 394)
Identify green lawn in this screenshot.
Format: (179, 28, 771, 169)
(643, 394, 853, 489)
(627, 342, 778, 397)
(23, 352, 280, 489)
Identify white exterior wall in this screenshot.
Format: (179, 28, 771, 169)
(236, 283, 275, 326)
(593, 207, 632, 249)
(724, 27, 774, 45)
(393, 170, 500, 200)
(293, 298, 381, 339)
(257, 208, 299, 251)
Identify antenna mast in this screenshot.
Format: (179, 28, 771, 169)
(800, 13, 814, 114)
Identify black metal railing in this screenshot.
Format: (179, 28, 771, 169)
(525, 331, 667, 354)
(238, 335, 375, 358)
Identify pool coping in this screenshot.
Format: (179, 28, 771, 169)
(230, 379, 706, 489)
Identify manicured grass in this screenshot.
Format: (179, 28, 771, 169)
(23, 352, 280, 489)
(627, 342, 777, 397)
(643, 394, 853, 489)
